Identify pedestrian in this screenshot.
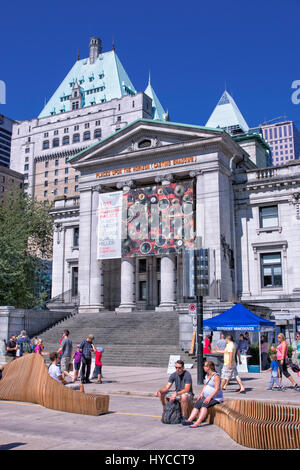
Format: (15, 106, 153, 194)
(57, 330, 73, 374)
(30, 337, 38, 353)
(292, 332, 300, 375)
(244, 331, 251, 347)
(181, 360, 223, 428)
(6, 335, 17, 363)
(215, 333, 226, 351)
(34, 338, 44, 355)
(276, 333, 299, 390)
(95, 347, 104, 383)
(219, 335, 245, 393)
(264, 353, 285, 391)
(72, 344, 82, 382)
(261, 335, 270, 370)
(16, 330, 31, 357)
(203, 334, 212, 354)
(237, 334, 249, 364)
(155, 359, 194, 419)
(79, 334, 96, 384)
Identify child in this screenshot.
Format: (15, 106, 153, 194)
(72, 344, 82, 383)
(265, 354, 285, 391)
(34, 338, 44, 355)
(95, 347, 104, 384)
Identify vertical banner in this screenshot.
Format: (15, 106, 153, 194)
(97, 191, 122, 259)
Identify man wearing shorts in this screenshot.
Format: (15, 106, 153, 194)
(220, 335, 245, 393)
(155, 360, 194, 418)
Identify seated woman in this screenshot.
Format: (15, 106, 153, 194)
(48, 352, 80, 390)
(182, 360, 223, 428)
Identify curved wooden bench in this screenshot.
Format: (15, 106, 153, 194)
(0, 354, 109, 416)
(206, 399, 300, 449)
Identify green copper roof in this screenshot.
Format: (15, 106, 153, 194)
(39, 50, 136, 118)
(206, 90, 249, 133)
(144, 75, 167, 121)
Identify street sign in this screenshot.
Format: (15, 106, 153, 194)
(188, 303, 196, 313)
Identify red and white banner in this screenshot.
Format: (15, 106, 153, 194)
(97, 191, 122, 259)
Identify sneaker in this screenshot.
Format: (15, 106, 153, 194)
(266, 388, 273, 391)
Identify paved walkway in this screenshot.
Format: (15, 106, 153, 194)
(82, 364, 300, 404)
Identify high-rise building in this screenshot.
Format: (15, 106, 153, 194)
(0, 166, 24, 201)
(10, 37, 167, 202)
(0, 114, 15, 167)
(260, 120, 300, 166)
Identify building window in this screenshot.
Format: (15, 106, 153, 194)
(55, 159, 59, 166)
(73, 134, 80, 143)
(259, 206, 278, 228)
(74, 125, 79, 131)
(75, 185, 79, 192)
(53, 189, 58, 196)
(75, 175, 79, 182)
(94, 129, 102, 139)
(24, 164, 29, 171)
(64, 187, 68, 194)
(25, 147, 30, 154)
(45, 161, 49, 168)
(65, 167, 69, 174)
(85, 123, 90, 129)
(139, 259, 147, 273)
(54, 179, 58, 185)
(44, 132, 49, 138)
(44, 190, 48, 197)
(83, 131, 90, 141)
(45, 171, 48, 178)
(64, 128, 69, 134)
(62, 136, 69, 145)
(55, 169, 58, 176)
(44, 181, 48, 187)
(138, 139, 151, 149)
(72, 101, 79, 110)
(43, 140, 49, 150)
(261, 253, 282, 288)
(53, 138, 59, 148)
(95, 120, 100, 126)
(64, 177, 68, 184)
(73, 227, 79, 247)
(117, 116, 121, 122)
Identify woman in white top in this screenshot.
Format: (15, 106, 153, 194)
(182, 360, 223, 428)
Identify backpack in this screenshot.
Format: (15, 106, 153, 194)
(22, 340, 32, 354)
(161, 400, 182, 424)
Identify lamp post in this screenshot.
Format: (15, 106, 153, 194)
(193, 237, 209, 385)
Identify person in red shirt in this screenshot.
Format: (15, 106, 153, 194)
(203, 334, 212, 354)
(95, 347, 104, 383)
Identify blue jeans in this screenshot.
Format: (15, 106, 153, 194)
(268, 376, 282, 389)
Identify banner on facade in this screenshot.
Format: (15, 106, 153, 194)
(97, 191, 123, 259)
(122, 180, 195, 257)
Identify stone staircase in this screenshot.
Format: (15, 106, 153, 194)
(40, 310, 194, 367)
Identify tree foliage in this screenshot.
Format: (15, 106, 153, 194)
(0, 192, 53, 308)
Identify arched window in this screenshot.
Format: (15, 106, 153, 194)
(53, 138, 59, 148)
(62, 136, 69, 145)
(83, 131, 91, 141)
(73, 133, 80, 143)
(42, 140, 49, 150)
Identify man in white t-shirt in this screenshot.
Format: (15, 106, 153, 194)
(48, 352, 79, 390)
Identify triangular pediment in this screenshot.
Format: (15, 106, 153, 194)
(69, 118, 224, 167)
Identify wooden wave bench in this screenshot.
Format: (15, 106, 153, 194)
(0, 354, 109, 416)
(206, 399, 300, 449)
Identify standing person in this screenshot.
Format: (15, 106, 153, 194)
(264, 354, 285, 391)
(6, 335, 17, 363)
(34, 338, 44, 355)
(95, 347, 104, 383)
(292, 332, 300, 374)
(16, 330, 31, 357)
(215, 333, 226, 351)
(181, 360, 223, 428)
(245, 332, 251, 347)
(72, 344, 82, 382)
(219, 335, 245, 393)
(276, 333, 299, 389)
(237, 334, 249, 365)
(79, 335, 96, 384)
(57, 330, 73, 374)
(261, 335, 270, 370)
(155, 360, 194, 419)
(203, 334, 211, 355)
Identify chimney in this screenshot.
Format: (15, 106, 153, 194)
(89, 37, 102, 64)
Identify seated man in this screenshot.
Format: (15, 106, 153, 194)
(155, 360, 194, 419)
(48, 352, 80, 390)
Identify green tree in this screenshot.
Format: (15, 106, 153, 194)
(0, 192, 53, 308)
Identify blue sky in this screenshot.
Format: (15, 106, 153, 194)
(1, 0, 300, 129)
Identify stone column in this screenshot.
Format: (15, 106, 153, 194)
(156, 254, 176, 311)
(78, 185, 104, 313)
(117, 258, 136, 312)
